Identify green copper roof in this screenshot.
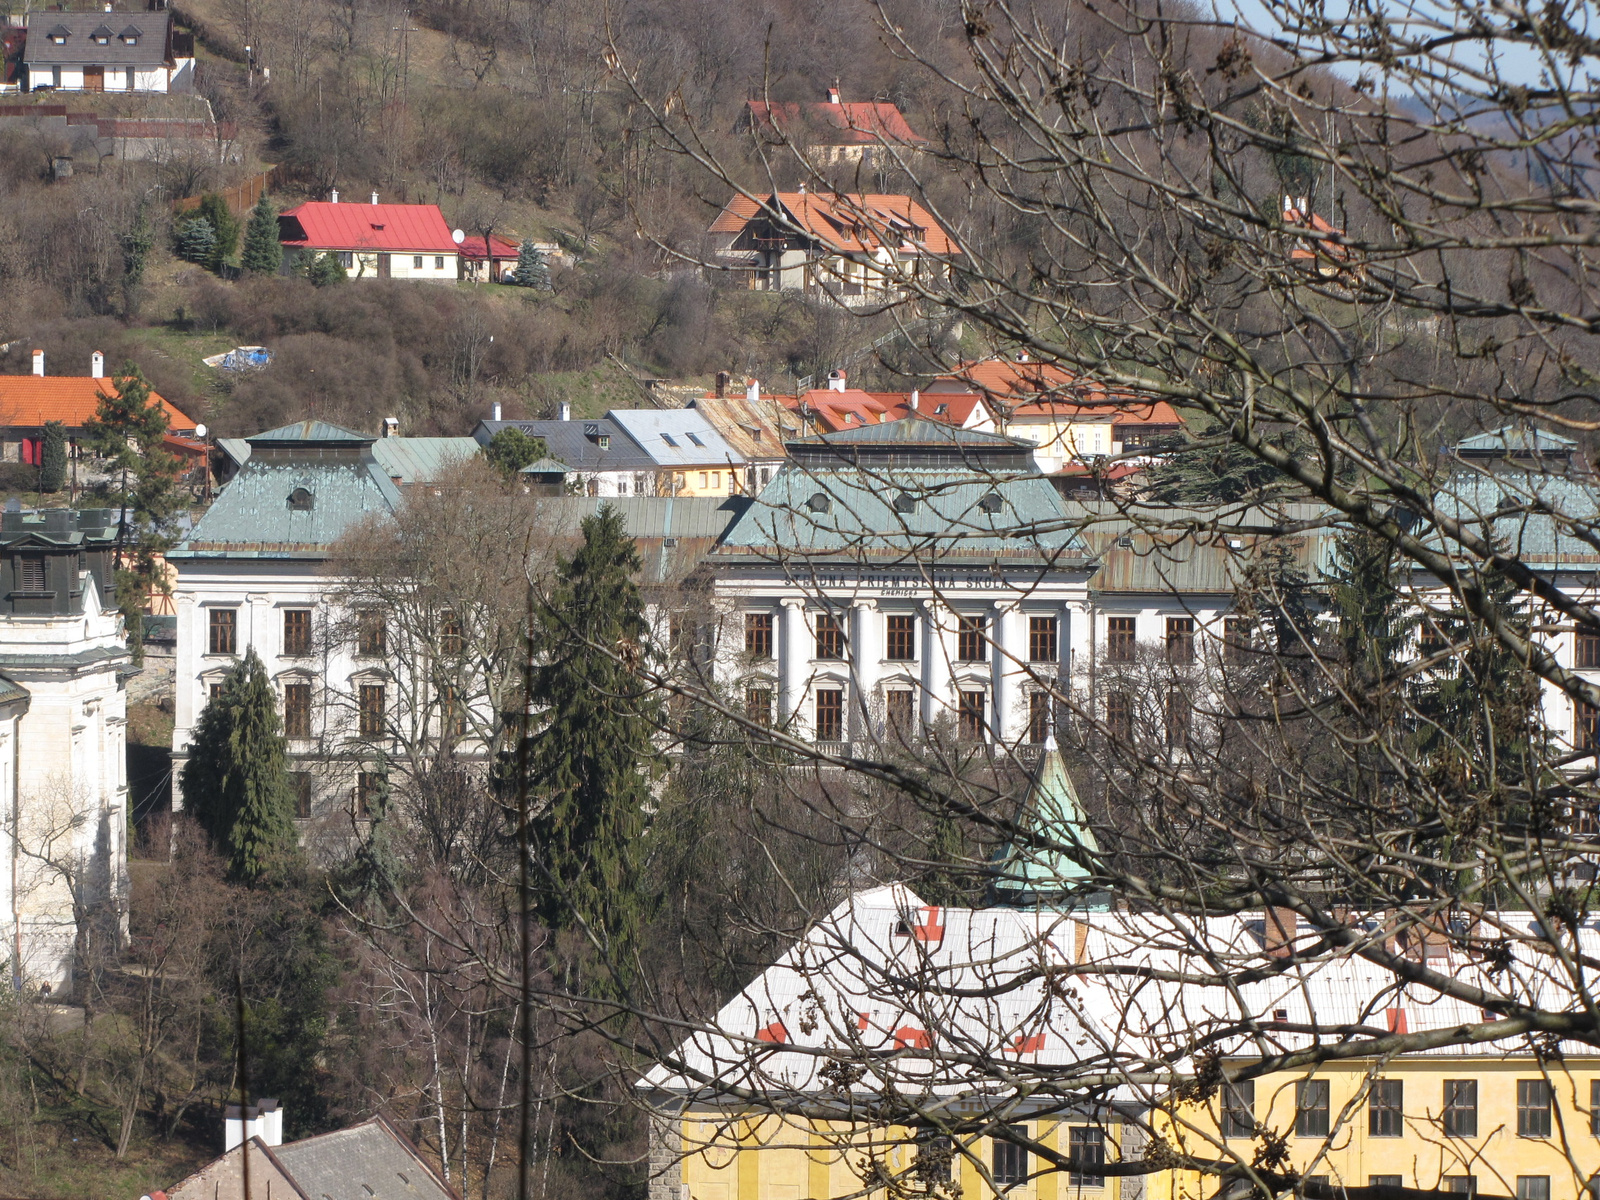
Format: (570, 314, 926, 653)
(1454, 425, 1575, 455)
(247, 420, 374, 445)
(991, 743, 1105, 906)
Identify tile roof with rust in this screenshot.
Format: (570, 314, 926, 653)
(0, 371, 195, 432)
(711, 191, 959, 257)
(744, 98, 927, 147)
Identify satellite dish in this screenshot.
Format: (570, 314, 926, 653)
(452, 229, 465, 244)
(194, 423, 208, 439)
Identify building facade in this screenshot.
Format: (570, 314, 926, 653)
(21, 11, 193, 93)
(277, 197, 460, 280)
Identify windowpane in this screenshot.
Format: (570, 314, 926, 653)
(359, 684, 385, 737)
(1224, 617, 1252, 665)
(1222, 1079, 1255, 1138)
(208, 608, 237, 655)
(291, 772, 312, 819)
(886, 688, 914, 735)
(358, 611, 386, 657)
(916, 1135, 954, 1183)
(1580, 702, 1600, 751)
(958, 690, 987, 741)
(1028, 692, 1051, 745)
(1443, 1177, 1476, 1196)
(1106, 617, 1136, 661)
(1166, 617, 1195, 663)
(1068, 1127, 1104, 1188)
(744, 613, 773, 659)
(815, 614, 843, 660)
(283, 609, 312, 657)
(1295, 1079, 1330, 1137)
(1443, 1080, 1478, 1137)
(1578, 630, 1600, 669)
(17, 554, 45, 591)
(283, 683, 312, 739)
(815, 689, 843, 741)
(1369, 1178, 1403, 1190)
(885, 614, 916, 661)
(209, 683, 226, 701)
(1517, 1079, 1552, 1137)
(744, 686, 773, 727)
(1165, 689, 1190, 747)
(1106, 692, 1132, 740)
(1028, 617, 1058, 664)
(1369, 1079, 1403, 1137)
(958, 614, 987, 662)
(1517, 1179, 1550, 1200)
(440, 610, 464, 656)
(992, 1126, 1028, 1187)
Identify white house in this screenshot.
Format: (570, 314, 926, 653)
(277, 196, 461, 280)
(0, 507, 131, 993)
(23, 11, 192, 93)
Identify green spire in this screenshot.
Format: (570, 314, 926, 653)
(991, 740, 1106, 908)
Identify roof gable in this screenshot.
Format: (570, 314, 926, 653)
(713, 191, 958, 256)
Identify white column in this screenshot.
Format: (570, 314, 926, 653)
(780, 598, 808, 729)
(992, 602, 1020, 745)
(851, 598, 879, 741)
(921, 600, 950, 727)
(247, 593, 271, 658)
(174, 593, 197, 742)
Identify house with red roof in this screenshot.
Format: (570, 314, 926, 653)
(277, 193, 460, 281)
(708, 189, 958, 306)
(741, 86, 927, 167)
(0, 349, 197, 465)
(1282, 195, 1354, 279)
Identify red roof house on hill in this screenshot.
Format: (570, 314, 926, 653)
(277, 195, 461, 281)
(743, 86, 927, 165)
(0, 350, 196, 466)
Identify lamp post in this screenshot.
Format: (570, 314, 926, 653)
(195, 423, 211, 503)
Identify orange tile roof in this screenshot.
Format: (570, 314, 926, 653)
(933, 358, 1180, 425)
(711, 192, 958, 257)
(745, 100, 927, 147)
(0, 374, 196, 432)
(1283, 203, 1350, 264)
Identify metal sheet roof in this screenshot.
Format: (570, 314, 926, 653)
(605, 407, 746, 468)
(1429, 472, 1600, 567)
(277, 201, 459, 254)
(473, 418, 659, 472)
(268, 1116, 455, 1200)
(369, 436, 479, 483)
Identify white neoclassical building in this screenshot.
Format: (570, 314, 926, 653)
(706, 419, 1095, 749)
(0, 507, 131, 993)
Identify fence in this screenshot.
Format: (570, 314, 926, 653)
(171, 165, 277, 214)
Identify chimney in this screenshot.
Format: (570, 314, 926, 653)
(558, 401, 572, 422)
(90, 350, 104, 378)
(223, 1099, 283, 1151)
(827, 369, 846, 392)
(715, 370, 729, 398)
(330, 188, 339, 203)
(746, 378, 760, 403)
(827, 85, 840, 104)
(1264, 907, 1297, 958)
(796, 181, 806, 195)
(491, 402, 502, 422)
(382, 416, 398, 438)
(370, 191, 379, 205)
(31, 349, 43, 376)
(911, 387, 919, 409)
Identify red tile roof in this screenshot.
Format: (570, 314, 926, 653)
(746, 99, 926, 147)
(457, 233, 520, 261)
(0, 374, 195, 432)
(932, 358, 1181, 425)
(278, 201, 458, 253)
(911, 391, 985, 426)
(712, 192, 958, 257)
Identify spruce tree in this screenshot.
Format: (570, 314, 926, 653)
(39, 421, 66, 493)
(176, 217, 217, 265)
(196, 193, 241, 271)
(511, 240, 551, 290)
(179, 649, 301, 884)
(241, 196, 283, 275)
(485, 427, 548, 475)
(527, 506, 657, 969)
(304, 251, 347, 287)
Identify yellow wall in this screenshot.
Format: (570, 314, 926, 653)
(1160, 1059, 1600, 1200)
(672, 468, 743, 496)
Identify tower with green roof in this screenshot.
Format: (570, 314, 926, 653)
(990, 738, 1109, 909)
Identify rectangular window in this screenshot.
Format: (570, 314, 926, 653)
(992, 1127, 1028, 1187)
(958, 690, 987, 741)
(815, 688, 843, 742)
(1580, 702, 1599, 751)
(1443, 1178, 1476, 1196)
(1224, 617, 1252, 665)
(1578, 630, 1600, 668)
(1517, 1180, 1550, 1200)
(1166, 617, 1195, 663)
(440, 684, 466, 737)
(359, 684, 385, 737)
(885, 614, 916, 661)
(1106, 692, 1132, 740)
(886, 688, 914, 735)
(17, 554, 45, 592)
(291, 772, 312, 819)
(413, 255, 423, 269)
(700, 472, 709, 489)
(1068, 1127, 1104, 1188)
(1028, 616, 1058, 664)
(745, 613, 773, 659)
(1295, 1079, 1330, 1137)
(337, 251, 353, 269)
(282, 609, 311, 657)
(209, 683, 226, 701)
(357, 611, 386, 657)
(283, 682, 312, 739)
(1517, 1079, 1553, 1137)
(1369, 1079, 1403, 1137)
(815, 613, 843, 660)
(355, 771, 380, 817)
(1369, 1179, 1403, 1190)
(957, 614, 987, 662)
(1221, 1079, 1255, 1138)
(1443, 1080, 1478, 1137)
(440, 610, 464, 656)
(744, 686, 772, 727)
(1591, 1079, 1600, 1136)
(208, 608, 237, 655)
(1106, 616, 1136, 661)
(1165, 689, 1189, 747)
(1028, 692, 1051, 745)
(916, 1136, 953, 1183)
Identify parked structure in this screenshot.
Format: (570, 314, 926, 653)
(0, 508, 130, 993)
(21, 10, 192, 93)
(708, 190, 959, 305)
(740, 85, 927, 166)
(277, 195, 460, 280)
(0, 350, 197, 465)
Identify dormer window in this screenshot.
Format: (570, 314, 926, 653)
(287, 487, 314, 512)
(46, 25, 69, 43)
(90, 24, 113, 43)
(121, 26, 142, 43)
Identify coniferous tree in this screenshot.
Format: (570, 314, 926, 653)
(511, 240, 552, 290)
(241, 196, 283, 275)
(485, 427, 548, 475)
(527, 506, 658, 972)
(303, 251, 347, 287)
(179, 649, 301, 883)
(176, 217, 217, 265)
(120, 201, 153, 317)
(196, 193, 241, 271)
(1145, 419, 1301, 504)
(39, 421, 66, 493)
